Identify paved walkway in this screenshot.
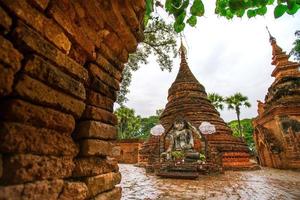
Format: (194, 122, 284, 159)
(119, 164, 300, 200)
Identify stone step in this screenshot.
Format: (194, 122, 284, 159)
(166, 167, 198, 172)
(156, 171, 199, 179)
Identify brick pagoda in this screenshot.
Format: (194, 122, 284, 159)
(141, 43, 258, 171)
(253, 31, 300, 169)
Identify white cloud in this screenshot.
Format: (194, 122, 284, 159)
(124, 4, 300, 122)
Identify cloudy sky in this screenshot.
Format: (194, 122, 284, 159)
(124, 2, 300, 122)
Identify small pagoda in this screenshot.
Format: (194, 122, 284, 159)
(140, 43, 258, 174)
(253, 30, 300, 169)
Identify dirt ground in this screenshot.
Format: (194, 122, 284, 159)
(119, 164, 300, 200)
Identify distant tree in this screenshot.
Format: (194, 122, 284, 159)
(228, 118, 255, 152)
(290, 30, 300, 62)
(116, 17, 178, 105)
(139, 115, 160, 139)
(208, 93, 225, 111)
(114, 106, 142, 139)
(225, 92, 251, 137)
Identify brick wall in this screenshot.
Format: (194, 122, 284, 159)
(0, 1, 144, 199)
(113, 139, 144, 164)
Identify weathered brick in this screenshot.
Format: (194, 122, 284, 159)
(0, 122, 78, 156)
(68, 44, 88, 66)
(13, 21, 88, 83)
(88, 63, 120, 91)
(94, 187, 122, 200)
(76, 120, 117, 140)
(79, 139, 112, 157)
(82, 105, 118, 125)
(86, 89, 114, 112)
(58, 181, 88, 200)
(0, 184, 24, 200)
(28, 0, 50, 11)
(0, 35, 23, 72)
(24, 55, 86, 100)
(90, 76, 117, 101)
(73, 157, 118, 177)
(0, 64, 14, 97)
(95, 54, 122, 81)
(119, 0, 141, 36)
(15, 75, 85, 118)
(0, 179, 64, 200)
(130, 0, 146, 13)
(72, 1, 109, 49)
(2, 0, 71, 53)
(100, 0, 138, 53)
(0, 6, 12, 31)
(98, 43, 124, 71)
(47, 2, 95, 59)
(83, 172, 121, 197)
(1, 154, 74, 184)
(104, 32, 127, 62)
(0, 154, 2, 179)
(80, 0, 105, 28)
(0, 99, 75, 134)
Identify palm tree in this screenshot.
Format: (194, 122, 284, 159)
(208, 93, 225, 111)
(225, 93, 251, 137)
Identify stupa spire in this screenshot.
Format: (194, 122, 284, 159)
(265, 28, 299, 79)
(179, 39, 187, 62)
(266, 26, 276, 44)
(266, 27, 284, 60)
(170, 40, 200, 90)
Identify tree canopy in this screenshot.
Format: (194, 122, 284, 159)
(116, 17, 178, 105)
(225, 92, 251, 137)
(146, 0, 300, 33)
(228, 118, 255, 153)
(115, 106, 142, 139)
(208, 93, 225, 111)
(290, 30, 300, 61)
(114, 106, 161, 140)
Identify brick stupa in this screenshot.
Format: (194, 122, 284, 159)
(253, 30, 300, 169)
(141, 43, 257, 170)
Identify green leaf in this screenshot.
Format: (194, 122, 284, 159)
(236, 9, 245, 17)
(226, 9, 234, 19)
(187, 15, 197, 27)
(257, 6, 267, 15)
(172, 0, 182, 7)
(274, 4, 288, 18)
(229, 0, 243, 11)
(171, 0, 190, 17)
(173, 21, 185, 33)
(247, 9, 257, 18)
(165, 0, 173, 12)
(145, 0, 153, 15)
(190, 0, 205, 16)
(260, 0, 269, 6)
(176, 10, 186, 24)
(165, 0, 185, 14)
(144, 0, 153, 25)
(219, 8, 227, 16)
(287, 0, 296, 9)
(286, 3, 300, 14)
(268, 0, 275, 4)
(181, 0, 190, 10)
(144, 15, 150, 26)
